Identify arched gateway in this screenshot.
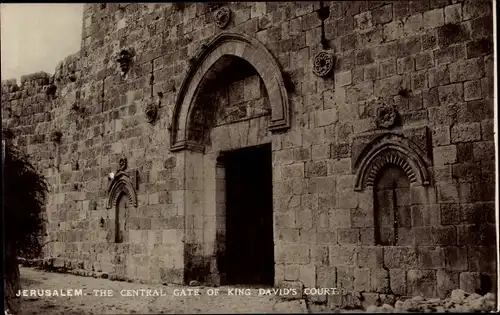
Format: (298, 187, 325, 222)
(170, 32, 290, 285)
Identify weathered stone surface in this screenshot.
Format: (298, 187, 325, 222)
(2, 3, 494, 302)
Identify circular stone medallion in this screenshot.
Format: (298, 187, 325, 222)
(312, 51, 334, 77)
(214, 7, 231, 29)
(376, 105, 397, 129)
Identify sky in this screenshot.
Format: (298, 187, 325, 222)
(1, 4, 83, 82)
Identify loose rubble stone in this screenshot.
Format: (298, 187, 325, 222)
(366, 289, 497, 313)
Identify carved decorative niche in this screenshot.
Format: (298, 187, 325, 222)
(115, 49, 134, 77)
(106, 170, 137, 245)
(312, 51, 334, 77)
(144, 93, 162, 124)
(118, 157, 128, 171)
(375, 103, 398, 129)
(46, 83, 57, 100)
(106, 170, 137, 210)
(144, 57, 163, 124)
(352, 132, 431, 191)
(145, 103, 158, 123)
(50, 130, 62, 144)
(214, 7, 231, 29)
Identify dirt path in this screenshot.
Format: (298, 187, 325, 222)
(17, 267, 314, 314)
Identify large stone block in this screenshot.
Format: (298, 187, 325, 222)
(384, 20, 403, 41)
(311, 244, 329, 266)
(407, 269, 437, 297)
(459, 272, 481, 294)
(450, 122, 481, 143)
(329, 209, 351, 229)
(444, 4, 462, 24)
(371, 268, 390, 293)
(424, 8, 444, 29)
(305, 160, 327, 178)
(351, 207, 373, 228)
(438, 83, 463, 106)
(417, 246, 445, 269)
(467, 246, 496, 273)
(329, 246, 357, 266)
(374, 75, 402, 97)
(433, 226, 457, 246)
(390, 269, 406, 295)
(464, 80, 482, 101)
(354, 268, 371, 292)
(338, 228, 360, 245)
(317, 266, 336, 287)
(346, 81, 374, 103)
(300, 264, 316, 288)
(278, 244, 311, 264)
(437, 269, 459, 298)
(404, 13, 423, 36)
(383, 247, 418, 269)
(433, 145, 457, 165)
(449, 58, 485, 83)
(357, 246, 383, 268)
(337, 266, 354, 291)
(428, 66, 450, 88)
(308, 176, 336, 194)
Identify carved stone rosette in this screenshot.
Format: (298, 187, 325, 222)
(214, 7, 231, 29)
(118, 158, 127, 171)
(312, 51, 334, 77)
(376, 105, 397, 129)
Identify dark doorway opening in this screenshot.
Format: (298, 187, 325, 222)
(224, 143, 274, 285)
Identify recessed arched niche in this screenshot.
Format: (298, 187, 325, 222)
(106, 172, 137, 244)
(353, 131, 433, 247)
(353, 132, 431, 191)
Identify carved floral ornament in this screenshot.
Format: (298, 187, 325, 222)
(214, 7, 231, 29)
(312, 51, 334, 77)
(376, 103, 398, 129)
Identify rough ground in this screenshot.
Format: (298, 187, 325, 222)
(18, 267, 313, 314)
(366, 290, 497, 313)
(17, 267, 498, 314)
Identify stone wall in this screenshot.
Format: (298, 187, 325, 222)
(1, 0, 495, 306)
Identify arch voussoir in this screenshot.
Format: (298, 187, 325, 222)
(354, 134, 431, 191)
(106, 172, 138, 209)
(170, 32, 290, 152)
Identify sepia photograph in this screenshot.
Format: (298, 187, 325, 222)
(1, 1, 498, 314)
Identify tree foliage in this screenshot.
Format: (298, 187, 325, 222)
(3, 139, 49, 259)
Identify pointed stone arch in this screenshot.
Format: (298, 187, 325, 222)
(106, 172, 138, 209)
(353, 133, 431, 191)
(170, 32, 290, 152)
